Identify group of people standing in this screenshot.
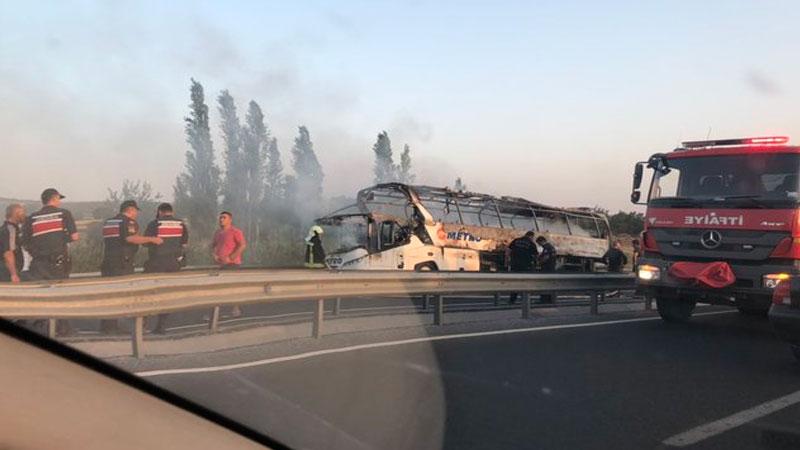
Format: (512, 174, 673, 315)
(506, 231, 557, 304)
(0, 188, 247, 335)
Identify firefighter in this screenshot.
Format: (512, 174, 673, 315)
(304, 225, 326, 268)
(143, 203, 188, 334)
(506, 231, 537, 304)
(0, 204, 26, 283)
(100, 200, 162, 333)
(536, 235, 557, 304)
(23, 188, 79, 281)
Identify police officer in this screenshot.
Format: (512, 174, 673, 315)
(143, 203, 188, 334)
(23, 188, 79, 280)
(0, 204, 26, 283)
(304, 225, 326, 268)
(536, 236, 558, 304)
(506, 231, 537, 304)
(100, 200, 162, 333)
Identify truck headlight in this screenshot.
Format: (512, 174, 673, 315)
(638, 264, 661, 281)
(763, 273, 791, 289)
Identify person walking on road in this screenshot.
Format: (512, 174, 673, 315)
(0, 204, 26, 283)
(603, 240, 628, 273)
(143, 203, 189, 334)
(304, 225, 326, 268)
(506, 231, 537, 304)
(631, 238, 641, 271)
(536, 236, 557, 304)
(603, 240, 628, 298)
(212, 211, 246, 269)
(212, 211, 247, 317)
(100, 200, 163, 333)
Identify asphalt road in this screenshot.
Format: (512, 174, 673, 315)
(130, 309, 800, 450)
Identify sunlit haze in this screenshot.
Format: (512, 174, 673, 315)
(2, 0, 798, 212)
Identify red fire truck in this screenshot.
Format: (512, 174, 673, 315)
(631, 136, 798, 322)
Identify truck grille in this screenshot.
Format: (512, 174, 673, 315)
(650, 228, 789, 262)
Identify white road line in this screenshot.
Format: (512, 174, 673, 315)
(663, 389, 800, 447)
(135, 310, 734, 378)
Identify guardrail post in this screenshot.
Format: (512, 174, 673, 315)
(422, 294, 430, 310)
(433, 295, 444, 325)
(332, 297, 342, 316)
(208, 306, 221, 333)
(494, 293, 500, 307)
(312, 299, 324, 338)
(47, 319, 57, 338)
(132, 316, 144, 358)
(521, 293, 531, 319)
(590, 292, 599, 315)
(645, 295, 653, 311)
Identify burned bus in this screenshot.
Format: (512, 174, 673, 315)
(316, 183, 611, 272)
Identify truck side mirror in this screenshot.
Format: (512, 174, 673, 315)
(631, 162, 645, 204)
(633, 163, 644, 190)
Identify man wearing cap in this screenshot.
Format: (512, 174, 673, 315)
(143, 203, 189, 334)
(101, 200, 163, 277)
(22, 188, 79, 281)
(99, 200, 163, 333)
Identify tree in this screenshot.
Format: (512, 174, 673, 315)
(398, 144, 415, 184)
(608, 211, 645, 235)
(372, 131, 397, 184)
(291, 126, 324, 202)
(218, 90, 245, 214)
(174, 79, 221, 237)
(453, 177, 467, 192)
(264, 137, 283, 205)
(240, 100, 269, 240)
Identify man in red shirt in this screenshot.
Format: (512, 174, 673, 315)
(211, 211, 247, 317)
(211, 211, 247, 268)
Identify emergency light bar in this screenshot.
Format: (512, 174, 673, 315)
(681, 136, 789, 149)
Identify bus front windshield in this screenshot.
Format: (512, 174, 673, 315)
(649, 153, 800, 208)
(319, 216, 370, 254)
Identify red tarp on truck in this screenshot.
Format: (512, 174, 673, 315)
(668, 261, 736, 289)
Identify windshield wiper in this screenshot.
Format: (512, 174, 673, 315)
(651, 197, 703, 207)
(712, 195, 769, 208)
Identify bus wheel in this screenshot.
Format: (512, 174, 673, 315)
(656, 297, 696, 323)
(415, 262, 438, 272)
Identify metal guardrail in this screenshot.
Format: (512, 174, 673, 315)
(0, 270, 636, 358)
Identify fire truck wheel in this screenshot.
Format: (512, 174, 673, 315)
(414, 262, 438, 272)
(656, 297, 696, 323)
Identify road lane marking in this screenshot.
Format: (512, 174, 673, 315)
(663, 389, 800, 447)
(135, 310, 735, 378)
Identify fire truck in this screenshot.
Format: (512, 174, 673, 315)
(317, 183, 611, 272)
(631, 136, 798, 322)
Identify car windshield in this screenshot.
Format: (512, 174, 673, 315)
(650, 154, 800, 208)
(3, 3, 800, 450)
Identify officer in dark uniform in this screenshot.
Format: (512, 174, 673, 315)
(23, 188, 79, 281)
(506, 231, 538, 304)
(100, 200, 163, 333)
(0, 203, 26, 283)
(536, 236, 558, 303)
(143, 203, 188, 334)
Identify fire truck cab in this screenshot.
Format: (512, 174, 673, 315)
(632, 136, 799, 322)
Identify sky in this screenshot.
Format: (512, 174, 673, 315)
(1, 0, 799, 212)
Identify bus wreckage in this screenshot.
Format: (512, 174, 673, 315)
(316, 183, 611, 272)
